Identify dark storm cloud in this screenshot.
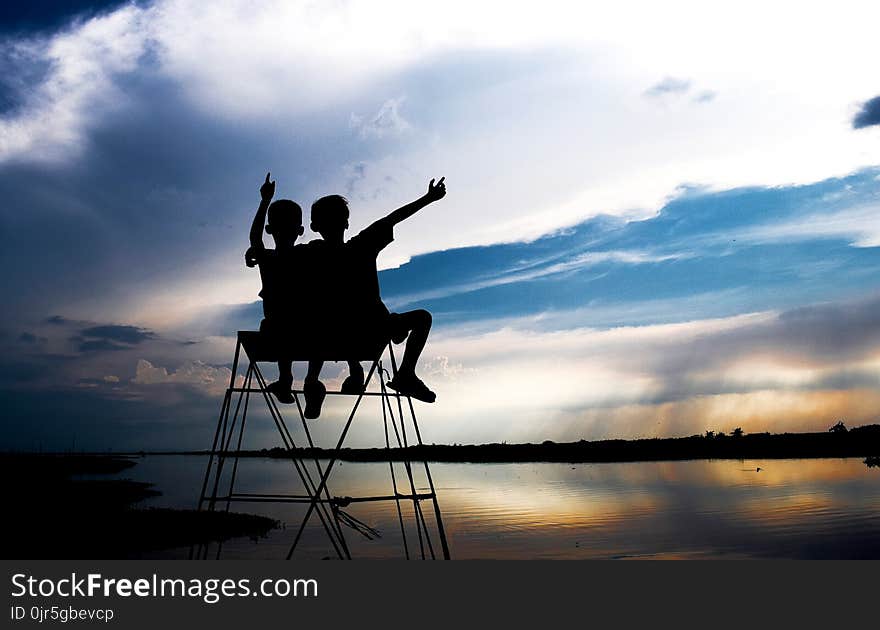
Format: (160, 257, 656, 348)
(853, 95, 880, 129)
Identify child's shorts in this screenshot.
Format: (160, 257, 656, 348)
(386, 313, 408, 343)
(259, 317, 296, 346)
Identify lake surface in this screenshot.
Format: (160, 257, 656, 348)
(121, 455, 880, 559)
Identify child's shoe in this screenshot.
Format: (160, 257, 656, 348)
(303, 379, 327, 419)
(386, 372, 436, 403)
(266, 380, 294, 404)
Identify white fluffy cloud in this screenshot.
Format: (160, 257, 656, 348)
(350, 98, 410, 139)
(132, 358, 242, 396)
(0, 5, 149, 162)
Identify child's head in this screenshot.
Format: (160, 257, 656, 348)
(310, 195, 349, 242)
(266, 199, 304, 243)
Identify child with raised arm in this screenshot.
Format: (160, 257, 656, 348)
(245, 172, 306, 404)
(302, 177, 447, 419)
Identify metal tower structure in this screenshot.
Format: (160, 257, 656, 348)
(195, 331, 450, 560)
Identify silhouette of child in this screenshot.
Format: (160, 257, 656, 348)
(245, 172, 306, 404)
(302, 177, 447, 419)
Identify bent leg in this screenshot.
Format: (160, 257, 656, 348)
(386, 310, 436, 403)
(278, 359, 293, 386)
(396, 309, 432, 376)
(306, 360, 324, 383)
(267, 358, 295, 404)
(341, 360, 364, 394)
(303, 360, 327, 419)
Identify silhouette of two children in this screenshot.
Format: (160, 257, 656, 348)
(246, 172, 447, 418)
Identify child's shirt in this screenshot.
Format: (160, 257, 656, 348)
(249, 244, 306, 321)
(343, 216, 394, 321)
(306, 216, 395, 330)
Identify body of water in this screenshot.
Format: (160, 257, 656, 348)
(121, 455, 880, 559)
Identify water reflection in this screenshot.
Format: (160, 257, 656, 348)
(123, 456, 880, 559)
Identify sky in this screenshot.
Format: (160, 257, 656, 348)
(2, 0, 880, 451)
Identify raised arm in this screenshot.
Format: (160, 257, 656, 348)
(245, 173, 275, 267)
(250, 172, 275, 248)
(384, 177, 446, 227)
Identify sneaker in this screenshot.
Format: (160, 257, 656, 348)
(266, 380, 294, 404)
(303, 379, 327, 419)
(386, 373, 436, 403)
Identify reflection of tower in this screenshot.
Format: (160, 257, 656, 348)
(194, 331, 451, 560)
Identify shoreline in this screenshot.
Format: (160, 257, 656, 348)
(22, 425, 880, 465)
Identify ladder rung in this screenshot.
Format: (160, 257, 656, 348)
(229, 387, 404, 397)
(213, 492, 435, 505)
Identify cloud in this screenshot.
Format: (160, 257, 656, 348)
(692, 90, 716, 103)
(3, 1, 880, 450)
(0, 0, 581, 159)
(0, 4, 150, 162)
(80, 324, 156, 345)
(132, 358, 241, 396)
(412, 292, 880, 443)
(741, 203, 880, 247)
(70, 324, 157, 353)
(385, 248, 689, 309)
(0, 313, 234, 403)
(421, 355, 472, 380)
(75, 338, 130, 353)
(853, 95, 880, 129)
(7, 290, 880, 449)
(644, 76, 692, 97)
(350, 97, 411, 139)
(3, 0, 880, 325)
(179, 168, 880, 340)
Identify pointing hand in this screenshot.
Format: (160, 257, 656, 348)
(426, 176, 446, 202)
(260, 172, 276, 202)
